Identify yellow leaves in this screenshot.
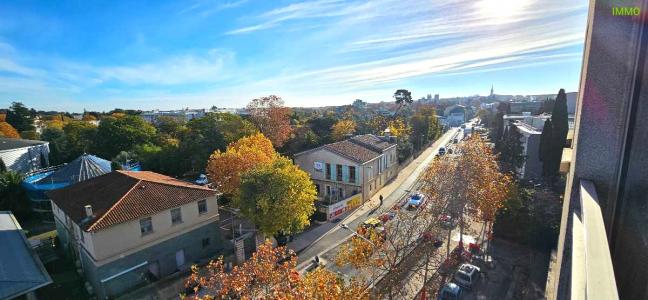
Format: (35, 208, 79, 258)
(331, 119, 356, 141)
(0, 121, 20, 138)
(206, 133, 278, 195)
(188, 240, 366, 299)
(387, 119, 410, 137)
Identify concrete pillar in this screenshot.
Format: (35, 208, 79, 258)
(234, 237, 245, 265)
(255, 232, 266, 250)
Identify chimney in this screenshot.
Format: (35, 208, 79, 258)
(84, 205, 93, 217)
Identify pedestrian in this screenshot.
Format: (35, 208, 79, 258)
(379, 194, 383, 206)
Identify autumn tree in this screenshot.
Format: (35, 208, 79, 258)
(336, 206, 446, 298)
(0, 114, 20, 138)
(247, 95, 294, 147)
(237, 156, 316, 236)
(206, 133, 277, 195)
(424, 135, 512, 252)
(186, 240, 367, 300)
(331, 119, 356, 141)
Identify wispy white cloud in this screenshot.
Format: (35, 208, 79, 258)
(0, 0, 589, 111)
(226, 0, 348, 34)
(180, 0, 249, 16)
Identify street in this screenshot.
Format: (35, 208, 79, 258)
(296, 126, 462, 270)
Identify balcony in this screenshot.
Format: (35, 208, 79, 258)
(549, 180, 618, 299)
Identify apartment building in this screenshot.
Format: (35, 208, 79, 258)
(47, 171, 222, 299)
(0, 138, 49, 174)
(294, 134, 397, 219)
(139, 108, 206, 123)
(548, 0, 648, 298)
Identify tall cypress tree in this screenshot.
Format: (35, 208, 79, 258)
(499, 124, 526, 174)
(548, 89, 569, 176)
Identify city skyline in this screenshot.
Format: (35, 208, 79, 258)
(0, 0, 588, 111)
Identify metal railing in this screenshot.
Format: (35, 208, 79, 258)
(570, 180, 618, 299)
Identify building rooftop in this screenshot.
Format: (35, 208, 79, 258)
(349, 134, 395, 152)
(47, 171, 217, 232)
(514, 121, 542, 135)
(0, 212, 52, 299)
(324, 140, 382, 164)
(0, 138, 48, 151)
(36, 154, 111, 185)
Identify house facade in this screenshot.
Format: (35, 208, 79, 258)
(444, 105, 466, 127)
(48, 171, 222, 299)
(0, 138, 49, 174)
(294, 135, 397, 219)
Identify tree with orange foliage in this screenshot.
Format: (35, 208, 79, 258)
(0, 114, 20, 138)
(206, 133, 277, 195)
(423, 135, 512, 252)
(246, 95, 293, 147)
(331, 119, 356, 141)
(185, 240, 367, 300)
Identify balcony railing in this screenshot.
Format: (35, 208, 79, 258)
(570, 180, 618, 299)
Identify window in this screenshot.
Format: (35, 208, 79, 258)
(198, 200, 208, 215)
(325, 163, 331, 180)
(140, 217, 153, 235)
(349, 166, 356, 183)
(326, 185, 331, 196)
(171, 208, 183, 225)
(202, 238, 210, 248)
(315, 184, 320, 195)
(338, 188, 344, 199)
(336, 164, 343, 181)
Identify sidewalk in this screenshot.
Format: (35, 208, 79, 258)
(289, 129, 458, 256)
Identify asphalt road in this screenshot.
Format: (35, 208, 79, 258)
(296, 125, 464, 271)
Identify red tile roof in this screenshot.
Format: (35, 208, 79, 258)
(324, 140, 382, 163)
(47, 171, 217, 232)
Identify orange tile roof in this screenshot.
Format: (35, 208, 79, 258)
(47, 171, 217, 232)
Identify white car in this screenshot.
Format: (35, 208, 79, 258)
(454, 263, 480, 289)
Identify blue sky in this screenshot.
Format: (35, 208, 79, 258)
(0, 0, 589, 112)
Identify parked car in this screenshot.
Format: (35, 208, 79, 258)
(439, 147, 446, 155)
(454, 263, 481, 289)
(453, 138, 458, 144)
(438, 282, 462, 300)
(379, 211, 396, 223)
(418, 231, 443, 248)
(406, 193, 426, 210)
(439, 214, 458, 229)
(195, 174, 209, 185)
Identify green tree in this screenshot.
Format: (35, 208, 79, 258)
(40, 127, 65, 165)
(153, 116, 186, 139)
(6, 102, 35, 132)
(549, 89, 569, 173)
(236, 156, 317, 236)
(179, 113, 258, 175)
(62, 121, 99, 161)
(0, 158, 6, 172)
(0, 171, 31, 220)
(95, 115, 156, 159)
(306, 114, 337, 144)
(498, 125, 526, 174)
